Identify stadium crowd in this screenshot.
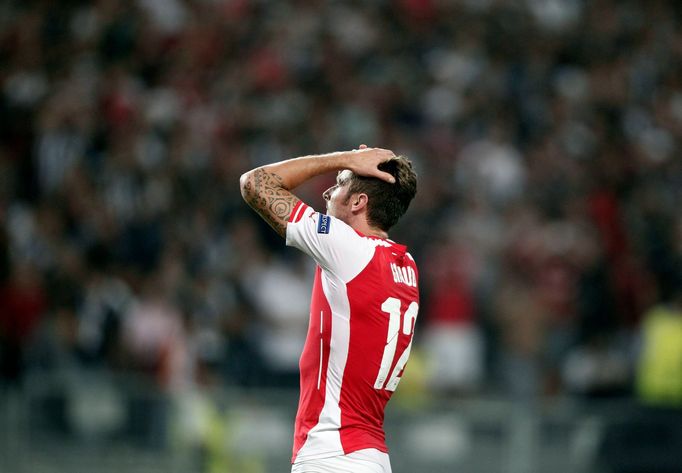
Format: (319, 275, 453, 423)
(0, 0, 681, 408)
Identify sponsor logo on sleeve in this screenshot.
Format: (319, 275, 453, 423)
(317, 213, 331, 234)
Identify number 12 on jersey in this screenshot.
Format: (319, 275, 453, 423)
(374, 297, 419, 391)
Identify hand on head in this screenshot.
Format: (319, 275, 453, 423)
(348, 145, 396, 184)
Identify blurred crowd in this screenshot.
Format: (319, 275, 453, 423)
(0, 0, 681, 406)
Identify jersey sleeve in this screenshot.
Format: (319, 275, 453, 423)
(285, 201, 374, 282)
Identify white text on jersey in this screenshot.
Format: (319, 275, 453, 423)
(390, 263, 417, 287)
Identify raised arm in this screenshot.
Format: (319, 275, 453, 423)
(239, 148, 395, 237)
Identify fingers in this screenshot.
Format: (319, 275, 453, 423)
(369, 149, 397, 183)
(356, 144, 392, 157)
(377, 171, 396, 184)
(374, 149, 396, 183)
(357, 146, 393, 158)
(374, 148, 397, 163)
(351, 146, 397, 183)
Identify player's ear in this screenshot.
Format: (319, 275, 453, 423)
(351, 193, 368, 213)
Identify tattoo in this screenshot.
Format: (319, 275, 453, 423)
(240, 168, 299, 238)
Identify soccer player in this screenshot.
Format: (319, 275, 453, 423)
(239, 146, 419, 473)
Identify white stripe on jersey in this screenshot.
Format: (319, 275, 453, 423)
(317, 338, 323, 390)
(317, 310, 324, 390)
(295, 270, 351, 461)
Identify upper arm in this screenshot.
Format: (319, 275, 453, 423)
(239, 168, 299, 238)
(240, 167, 374, 280)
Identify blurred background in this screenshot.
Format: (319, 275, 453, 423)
(1, 0, 681, 472)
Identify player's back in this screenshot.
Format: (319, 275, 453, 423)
(338, 239, 419, 453)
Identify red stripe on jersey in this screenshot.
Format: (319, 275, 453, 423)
(289, 201, 308, 223)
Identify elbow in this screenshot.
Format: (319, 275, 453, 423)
(239, 171, 253, 202)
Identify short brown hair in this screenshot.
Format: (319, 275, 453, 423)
(344, 156, 417, 231)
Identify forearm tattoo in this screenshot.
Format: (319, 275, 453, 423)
(241, 168, 299, 237)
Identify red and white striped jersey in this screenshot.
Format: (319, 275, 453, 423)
(286, 201, 420, 464)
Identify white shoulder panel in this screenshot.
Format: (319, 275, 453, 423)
(286, 203, 376, 282)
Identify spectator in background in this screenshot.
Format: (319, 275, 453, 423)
(0, 261, 46, 386)
(119, 270, 189, 449)
(121, 273, 188, 391)
(562, 332, 630, 399)
(494, 268, 547, 400)
(0, 0, 679, 407)
(240, 252, 312, 388)
(636, 285, 682, 407)
(0, 214, 9, 291)
(76, 244, 133, 365)
(421, 237, 483, 395)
